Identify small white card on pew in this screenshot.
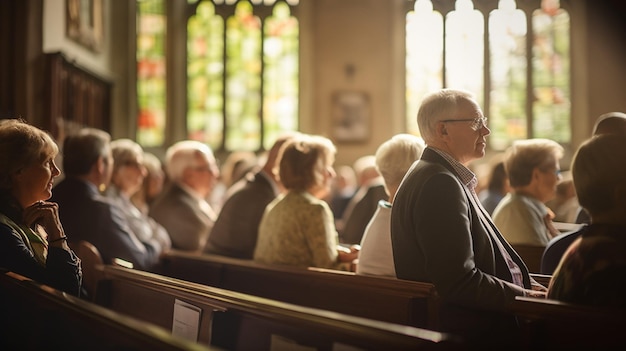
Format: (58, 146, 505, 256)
(172, 299, 202, 342)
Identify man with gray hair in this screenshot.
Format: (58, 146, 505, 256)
(52, 128, 161, 271)
(150, 140, 220, 251)
(391, 89, 545, 346)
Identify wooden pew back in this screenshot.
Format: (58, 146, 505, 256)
(95, 265, 465, 351)
(508, 296, 626, 348)
(0, 269, 212, 351)
(157, 250, 440, 328)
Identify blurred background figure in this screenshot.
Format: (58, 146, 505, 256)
(545, 171, 579, 223)
(150, 140, 220, 252)
(254, 134, 359, 270)
(478, 158, 510, 215)
(209, 150, 258, 213)
(492, 138, 564, 247)
(357, 134, 425, 277)
(327, 165, 357, 223)
(543, 112, 626, 274)
(105, 139, 171, 255)
(548, 134, 626, 308)
(131, 152, 166, 215)
(338, 155, 386, 245)
(52, 128, 161, 271)
(204, 133, 295, 259)
(575, 111, 626, 224)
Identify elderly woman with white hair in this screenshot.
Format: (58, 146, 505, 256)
(356, 134, 425, 277)
(105, 139, 171, 255)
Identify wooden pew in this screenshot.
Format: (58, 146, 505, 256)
(94, 264, 466, 351)
(511, 244, 545, 273)
(0, 269, 213, 351)
(156, 250, 441, 329)
(508, 296, 626, 348)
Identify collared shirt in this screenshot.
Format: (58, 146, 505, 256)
(430, 147, 525, 288)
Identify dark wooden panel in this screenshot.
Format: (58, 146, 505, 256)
(44, 51, 112, 138)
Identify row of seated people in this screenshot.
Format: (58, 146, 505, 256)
(2, 94, 626, 346)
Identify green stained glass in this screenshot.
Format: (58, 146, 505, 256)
(489, 0, 527, 151)
(532, 1, 570, 143)
(405, 0, 444, 136)
(445, 0, 484, 106)
(136, 0, 166, 147)
(225, 1, 262, 152)
(187, 1, 224, 149)
(263, 2, 299, 150)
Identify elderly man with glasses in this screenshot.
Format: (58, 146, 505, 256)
(390, 89, 546, 347)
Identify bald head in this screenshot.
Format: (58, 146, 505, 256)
(592, 112, 626, 136)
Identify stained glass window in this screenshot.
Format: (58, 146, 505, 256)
(187, 0, 299, 152)
(187, 1, 225, 150)
(263, 2, 299, 150)
(136, 0, 166, 147)
(405, 0, 570, 150)
(532, 0, 570, 143)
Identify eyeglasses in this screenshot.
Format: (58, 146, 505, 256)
(440, 117, 488, 131)
(122, 160, 144, 169)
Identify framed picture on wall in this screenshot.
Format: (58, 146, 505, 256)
(66, 0, 104, 52)
(331, 91, 370, 143)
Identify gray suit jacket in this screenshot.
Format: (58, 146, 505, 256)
(150, 183, 214, 251)
(204, 171, 278, 259)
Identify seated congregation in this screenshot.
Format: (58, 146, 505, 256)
(2, 99, 626, 349)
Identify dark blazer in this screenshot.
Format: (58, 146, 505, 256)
(51, 177, 160, 271)
(0, 195, 82, 296)
(391, 148, 532, 343)
(340, 182, 387, 245)
(204, 171, 278, 259)
(150, 183, 213, 251)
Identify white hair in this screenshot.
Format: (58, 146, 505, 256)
(375, 134, 425, 193)
(417, 89, 475, 144)
(164, 140, 214, 182)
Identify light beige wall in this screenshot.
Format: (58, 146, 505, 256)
(42, 0, 113, 78)
(309, 0, 406, 168)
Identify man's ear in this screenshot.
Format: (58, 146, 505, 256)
(437, 122, 448, 137)
(95, 156, 108, 176)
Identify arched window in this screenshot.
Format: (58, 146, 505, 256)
(406, 0, 571, 151)
(188, 0, 299, 152)
(137, 0, 299, 151)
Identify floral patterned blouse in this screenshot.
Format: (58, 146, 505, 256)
(548, 223, 626, 308)
(254, 191, 340, 269)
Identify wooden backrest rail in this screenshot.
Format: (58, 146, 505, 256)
(96, 265, 464, 351)
(157, 250, 441, 328)
(508, 296, 626, 348)
(0, 269, 212, 351)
